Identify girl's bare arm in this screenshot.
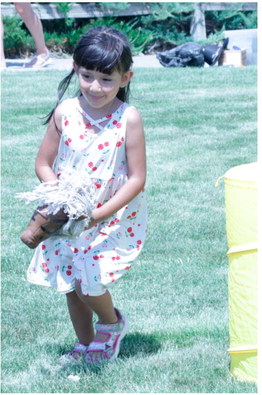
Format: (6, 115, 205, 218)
(35, 106, 62, 182)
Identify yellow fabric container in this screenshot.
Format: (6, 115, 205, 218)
(223, 162, 257, 383)
(224, 162, 257, 248)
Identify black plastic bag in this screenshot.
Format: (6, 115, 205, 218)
(157, 42, 205, 67)
(157, 38, 229, 67)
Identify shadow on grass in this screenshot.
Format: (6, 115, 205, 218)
(119, 332, 161, 358)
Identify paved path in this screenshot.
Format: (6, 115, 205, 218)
(4, 54, 161, 71)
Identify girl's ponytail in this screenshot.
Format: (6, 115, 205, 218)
(43, 69, 75, 126)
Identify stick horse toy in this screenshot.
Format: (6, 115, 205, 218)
(16, 167, 95, 249)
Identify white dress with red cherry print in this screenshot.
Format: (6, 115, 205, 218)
(27, 98, 147, 296)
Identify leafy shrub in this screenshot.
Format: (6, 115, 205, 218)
(205, 9, 257, 34)
(79, 17, 154, 55)
(3, 16, 34, 57)
(139, 2, 196, 48)
(2, 2, 257, 57)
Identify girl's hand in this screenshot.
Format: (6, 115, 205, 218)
(75, 214, 96, 229)
(84, 217, 97, 230)
(83, 208, 101, 230)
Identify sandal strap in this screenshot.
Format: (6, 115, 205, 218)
(95, 321, 120, 333)
(60, 342, 88, 364)
(87, 331, 119, 352)
(72, 342, 89, 353)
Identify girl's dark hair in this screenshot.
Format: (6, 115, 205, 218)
(45, 26, 133, 125)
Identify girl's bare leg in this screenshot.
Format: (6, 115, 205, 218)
(75, 281, 118, 324)
(66, 290, 94, 345)
(74, 282, 118, 361)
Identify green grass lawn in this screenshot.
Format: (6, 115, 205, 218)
(1, 66, 257, 393)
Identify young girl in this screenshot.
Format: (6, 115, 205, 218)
(26, 26, 147, 365)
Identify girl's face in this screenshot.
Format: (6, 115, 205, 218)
(74, 64, 133, 111)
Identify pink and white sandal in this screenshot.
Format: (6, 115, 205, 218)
(85, 308, 128, 365)
(60, 342, 89, 363)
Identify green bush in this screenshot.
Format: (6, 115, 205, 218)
(79, 17, 154, 55)
(2, 2, 257, 57)
(205, 9, 257, 34)
(3, 16, 34, 57)
(3, 14, 154, 57)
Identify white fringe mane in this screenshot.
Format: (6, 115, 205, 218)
(16, 167, 96, 237)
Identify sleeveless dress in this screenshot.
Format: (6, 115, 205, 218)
(27, 98, 147, 296)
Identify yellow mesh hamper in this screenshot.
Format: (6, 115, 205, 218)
(223, 162, 257, 382)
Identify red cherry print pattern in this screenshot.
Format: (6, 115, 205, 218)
(98, 144, 104, 150)
(65, 138, 72, 146)
(127, 211, 137, 220)
(42, 262, 49, 273)
(87, 162, 97, 171)
(108, 218, 120, 227)
(113, 120, 122, 128)
(112, 255, 121, 261)
(127, 227, 135, 237)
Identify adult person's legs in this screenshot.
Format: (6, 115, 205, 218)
(14, 2, 49, 67)
(0, 17, 6, 69)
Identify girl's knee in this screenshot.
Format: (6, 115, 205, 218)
(65, 289, 78, 301)
(74, 280, 88, 302)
